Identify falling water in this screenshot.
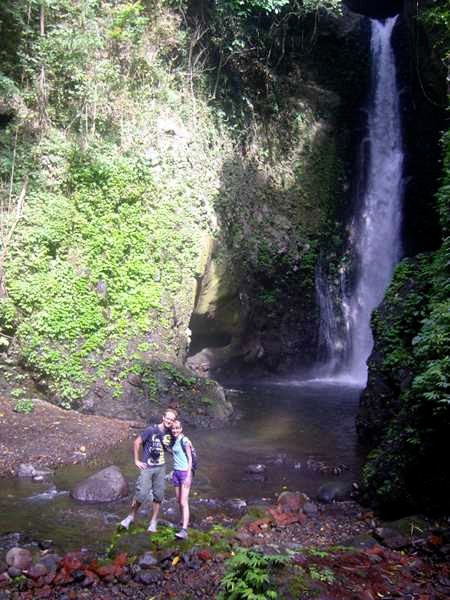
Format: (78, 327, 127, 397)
(316, 16, 404, 385)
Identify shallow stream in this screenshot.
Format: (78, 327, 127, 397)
(0, 380, 364, 553)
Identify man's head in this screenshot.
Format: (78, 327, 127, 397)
(162, 408, 177, 429)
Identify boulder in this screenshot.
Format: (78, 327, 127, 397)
(317, 481, 353, 503)
(373, 527, 409, 550)
(16, 464, 36, 478)
(138, 552, 158, 569)
(225, 498, 247, 512)
(268, 491, 307, 527)
(5, 547, 32, 571)
(71, 466, 129, 502)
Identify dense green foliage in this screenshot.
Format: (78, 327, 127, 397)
(0, 0, 354, 404)
(0, 0, 231, 406)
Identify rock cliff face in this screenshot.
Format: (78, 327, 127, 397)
(187, 9, 369, 380)
(356, 1, 449, 516)
(357, 257, 432, 448)
(344, 1, 404, 19)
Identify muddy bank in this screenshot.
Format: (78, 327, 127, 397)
(0, 397, 130, 477)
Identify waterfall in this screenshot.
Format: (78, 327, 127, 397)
(316, 16, 404, 385)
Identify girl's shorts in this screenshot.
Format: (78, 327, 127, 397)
(172, 469, 189, 486)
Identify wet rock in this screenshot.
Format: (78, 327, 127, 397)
(246, 464, 266, 474)
(225, 498, 247, 512)
(138, 551, 158, 568)
(373, 527, 409, 549)
(71, 465, 129, 502)
(303, 502, 318, 516)
(39, 554, 61, 572)
(268, 492, 307, 527)
(117, 571, 131, 584)
(6, 547, 33, 570)
(317, 481, 353, 503)
(7, 566, 22, 577)
(197, 549, 213, 562)
(127, 373, 141, 387)
(234, 531, 254, 547)
(27, 563, 48, 579)
(266, 453, 288, 466)
(243, 473, 266, 482)
(138, 568, 163, 584)
(32, 468, 53, 482)
(16, 463, 36, 478)
(277, 491, 306, 512)
(341, 533, 379, 550)
(0, 572, 12, 586)
(81, 574, 96, 587)
(15, 463, 53, 481)
(72, 569, 86, 583)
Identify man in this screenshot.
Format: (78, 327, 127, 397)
(120, 408, 177, 532)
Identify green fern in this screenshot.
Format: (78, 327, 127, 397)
(218, 549, 288, 600)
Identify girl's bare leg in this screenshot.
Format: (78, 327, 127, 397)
(180, 482, 191, 529)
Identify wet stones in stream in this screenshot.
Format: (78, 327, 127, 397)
(1, 504, 450, 600)
(244, 463, 266, 482)
(16, 464, 54, 483)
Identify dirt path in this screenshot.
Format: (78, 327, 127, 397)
(0, 397, 130, 476)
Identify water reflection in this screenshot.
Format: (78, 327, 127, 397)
(0, 381, 364, 552)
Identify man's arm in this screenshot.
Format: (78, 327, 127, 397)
(134, 435, 146, 470)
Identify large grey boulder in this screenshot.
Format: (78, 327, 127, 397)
(317, 481, 353, 503)
(71, 465, 128, 502)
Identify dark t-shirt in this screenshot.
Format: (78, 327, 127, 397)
(141, 424, 171, 467)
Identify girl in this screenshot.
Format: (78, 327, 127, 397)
(170, 420, 193, 539)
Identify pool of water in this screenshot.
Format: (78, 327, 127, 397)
(0, 380, 364, 552)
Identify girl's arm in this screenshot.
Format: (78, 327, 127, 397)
(185, 442, 193, 483)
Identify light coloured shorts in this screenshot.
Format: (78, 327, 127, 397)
(134, 465, 166, 504)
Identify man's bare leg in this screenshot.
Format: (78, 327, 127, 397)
(120, 498, 142, 529)
(130, 498, 141, 520)
(148, 501, 161, 531)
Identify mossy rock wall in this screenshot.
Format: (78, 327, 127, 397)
(0, 1, 369, 413)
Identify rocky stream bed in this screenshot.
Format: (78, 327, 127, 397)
(1, 491, 449, 600)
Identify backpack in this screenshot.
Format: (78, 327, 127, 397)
(180, 435, 198, 474)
